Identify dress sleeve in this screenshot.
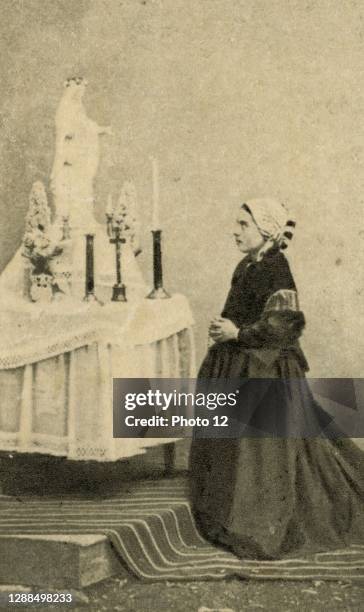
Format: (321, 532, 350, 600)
(237, 289, 306, 349)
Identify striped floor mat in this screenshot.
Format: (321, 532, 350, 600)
(0, 478, 363, 582)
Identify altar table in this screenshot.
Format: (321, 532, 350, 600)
(0, 294, 195, 461)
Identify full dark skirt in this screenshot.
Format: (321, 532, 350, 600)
(189, 342, 364, 558)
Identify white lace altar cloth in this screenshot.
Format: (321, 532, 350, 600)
(0, 294, 196, 461)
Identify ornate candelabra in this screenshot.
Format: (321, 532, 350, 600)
(110, 225, 127, 301)
(147, 229, 170, 299)
(106, 189, 136, 303)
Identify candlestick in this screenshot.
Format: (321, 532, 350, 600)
(83, 234, 102, 303)
(110, 226, 127, 302)
(151, 157, 160, 230)
(147, 229, 170, 299)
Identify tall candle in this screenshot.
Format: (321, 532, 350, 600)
(151, 157, 160, 230)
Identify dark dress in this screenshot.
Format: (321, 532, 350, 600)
(189, 249, 364, 559)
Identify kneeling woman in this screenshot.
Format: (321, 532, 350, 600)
(189, 198, 364, 559)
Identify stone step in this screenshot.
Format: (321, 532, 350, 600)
(0, 534, 124, 589)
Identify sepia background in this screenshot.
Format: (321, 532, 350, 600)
(0, 0, 363, 376)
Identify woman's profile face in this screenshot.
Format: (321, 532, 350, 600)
(233, 207, 265, 254)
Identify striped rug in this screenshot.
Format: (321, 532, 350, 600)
(0, 478, 363, 582)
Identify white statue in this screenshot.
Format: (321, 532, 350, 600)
(50, 77, 112, 232)
(0, 79, 147, 305)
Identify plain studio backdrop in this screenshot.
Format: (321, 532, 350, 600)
(0, 0, 363, 377)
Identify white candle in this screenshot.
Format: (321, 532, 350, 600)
(151, 157, 160, 230)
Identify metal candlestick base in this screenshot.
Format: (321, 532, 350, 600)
(147, 287, 171, 299)
(112, 283, 127, 302)
(83, 292, 103, 305)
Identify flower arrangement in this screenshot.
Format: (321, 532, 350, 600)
(22, 230, 63, 275)
(22, 181, 63, 301)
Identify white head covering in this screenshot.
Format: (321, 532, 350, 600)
(243, 198, 295, 257)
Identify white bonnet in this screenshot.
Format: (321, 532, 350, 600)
(243, 198, 295, 250)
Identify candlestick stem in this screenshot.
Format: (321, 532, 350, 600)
(83, 234, 102, 304)
(147, 229, 170, 299)
(110, 227, 127, 302)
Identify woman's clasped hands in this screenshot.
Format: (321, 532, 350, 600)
(209, 316, 239, 343)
